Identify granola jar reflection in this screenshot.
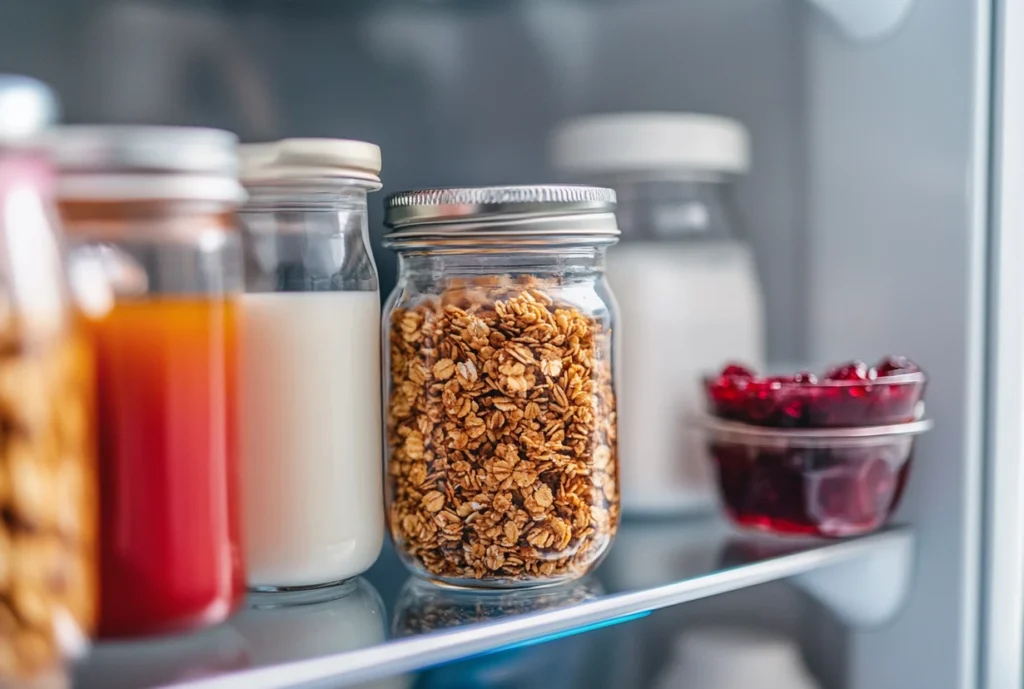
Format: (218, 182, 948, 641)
(0, 76, 97, 686)
(383, 185, 621, 588)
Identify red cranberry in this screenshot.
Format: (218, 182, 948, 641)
(824, 360, 872, 382)
(710, 441, 913, 538)
(874, 355, 921, 377)
(705, 359, 925, 428)
(721, 364, 756, 380)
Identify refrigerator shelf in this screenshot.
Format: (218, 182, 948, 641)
(74, 520, 912, 689)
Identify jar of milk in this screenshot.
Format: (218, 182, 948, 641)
(238, 139, 384, 590)
(552, 113, 766, 516)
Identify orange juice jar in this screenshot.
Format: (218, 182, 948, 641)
(51, 127, 246, 638)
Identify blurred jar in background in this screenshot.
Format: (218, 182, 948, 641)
(0, 75, 98, 686)
(51, 126, 245, 638)
(237, 139, 384, 592)
(552, 113, 765, 516)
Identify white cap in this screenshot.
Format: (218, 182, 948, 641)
(0, 75, 58, 143)
(238, 138, 382, 189)
(550, 112, 750, 176)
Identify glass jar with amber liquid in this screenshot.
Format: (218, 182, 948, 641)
(51, 126, 245, 638)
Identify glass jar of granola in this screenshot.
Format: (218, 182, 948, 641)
(383, 185, 620, 588)
(0, 76, 97, 684)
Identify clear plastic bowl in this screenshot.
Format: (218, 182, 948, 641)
(701, 417, 932, 537)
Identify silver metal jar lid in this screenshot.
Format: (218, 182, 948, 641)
(384, 185, 619, 246)
(48, 126, 244, 202)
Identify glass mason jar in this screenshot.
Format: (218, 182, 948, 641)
(237, 139, 384, 591)
(382, 185, 621, 588)
(0, 76, 97, 685)
(51, 126, 245, 638)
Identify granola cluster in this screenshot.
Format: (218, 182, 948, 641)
(386, 280, 618, 584)
(0, 331, 96, 682)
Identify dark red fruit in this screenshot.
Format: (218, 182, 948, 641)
(704, 357, 925, 427)
(710, 442, 912, 538)
(873, 355, 921, 377)
(721, 364, 756, 379)
(824, 360, 872, 382)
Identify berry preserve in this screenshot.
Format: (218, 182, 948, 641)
(704, 358, 927, 428)
(701, 359, 931, 538)
(711, 436, 909, 536)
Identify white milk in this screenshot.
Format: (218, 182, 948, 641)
(607, 241, 764, 515)
(241, 291, 384, 589)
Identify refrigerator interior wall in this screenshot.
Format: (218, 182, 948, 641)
(803, 1, 988, 688)
(0, 1, 990, 688)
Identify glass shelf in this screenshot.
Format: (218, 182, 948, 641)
(73, 519, 911, 689)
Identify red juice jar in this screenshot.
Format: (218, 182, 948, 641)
(51, 127, 246, 637)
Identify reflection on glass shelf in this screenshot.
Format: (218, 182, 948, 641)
(72, 518, 911, 689)
(411, 622, 600, 689)
(229, 579, 387, 665)
(393, 577, 603, 636)
(74, 579, 387, 689)
(73, 622, 250, 688)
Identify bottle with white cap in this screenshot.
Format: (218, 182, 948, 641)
(236, 138, 385, 591)
(551, 113, 766, 515)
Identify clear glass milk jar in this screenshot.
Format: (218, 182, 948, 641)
(0, 76, 97, 686)
(51, 126, 245, 638)
(237, 139, 384, 591)
(383, 185, 620, 588)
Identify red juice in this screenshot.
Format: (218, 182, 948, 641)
(89, 298, 244, 638)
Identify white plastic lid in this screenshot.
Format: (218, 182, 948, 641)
(550, 112, 750, 176)
(0, 75, 58, 143)
(238, 138, 382, 189)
